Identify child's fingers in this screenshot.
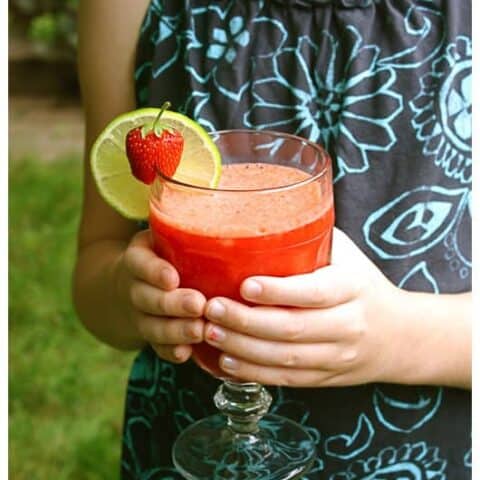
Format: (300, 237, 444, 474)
(130, 281, 206, 317)
(240, 266, 357, 308)
(124, 230, 179, 291)
(136, 315, 204, 346)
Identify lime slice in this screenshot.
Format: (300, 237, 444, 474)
(90, 108, 222, 220)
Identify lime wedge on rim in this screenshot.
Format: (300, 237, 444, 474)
(90, 108, 222, 220)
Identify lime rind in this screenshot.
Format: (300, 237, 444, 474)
(90, 108, 222, 220)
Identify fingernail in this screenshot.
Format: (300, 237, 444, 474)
(173, 345, 188, 361)
(207, 300, 225, 320)
(221, 356, 238, 371)
(206, 325, 226, 343)
(183, 322, 201, 340)
(161, 268, 177, 287)
(242, 280, 262, 298)
(182, 296, 200, 315)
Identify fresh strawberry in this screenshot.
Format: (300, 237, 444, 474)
(125, 102, 184, 185)
(125, 128, 159, 184)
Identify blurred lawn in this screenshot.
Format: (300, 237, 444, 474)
(9, 156, 135, 479)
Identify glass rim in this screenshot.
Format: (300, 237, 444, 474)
(154, 129, 332, 194)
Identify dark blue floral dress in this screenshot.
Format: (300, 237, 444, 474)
(121, 1, 472, 478)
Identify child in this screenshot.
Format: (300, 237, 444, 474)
(75, 1, 471, 477)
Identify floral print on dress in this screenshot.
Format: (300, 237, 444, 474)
(330, 442, 447, 480)
(125, 1, 472, 478)
(410, 36, 472, 185)
(185, 2, 288, 102)
(244, 30, 403, 182)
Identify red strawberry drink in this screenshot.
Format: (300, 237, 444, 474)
(149, 130, 334, 377)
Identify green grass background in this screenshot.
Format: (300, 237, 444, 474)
(9, 157, 135, 479)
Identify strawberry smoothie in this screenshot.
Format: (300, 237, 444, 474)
(149, 162, 334, 375)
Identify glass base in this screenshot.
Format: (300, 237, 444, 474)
(172, 413, 316, 480)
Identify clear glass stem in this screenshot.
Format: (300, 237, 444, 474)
(173, 380, 316, 479)
(214, 381, 272, 434)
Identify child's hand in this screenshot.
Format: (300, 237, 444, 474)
(119, 230, 207, 363)
(203, 228, 407, 387)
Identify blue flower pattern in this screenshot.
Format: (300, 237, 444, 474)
(410, 36, 472, 185)
(244, 30, 403, 182)
(124, 0, 471, 478)
(184, 3, 288, 103)
(330, 442, 447, 480)
(207, 17, 250, 63)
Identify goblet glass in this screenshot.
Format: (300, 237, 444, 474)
(149, 130, 334, 479)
